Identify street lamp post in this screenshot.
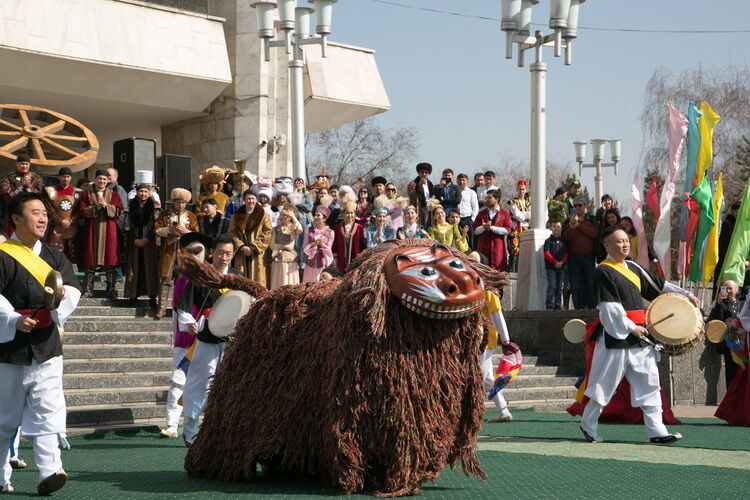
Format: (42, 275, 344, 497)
(500, 0, 586, 311)
(251, 0, 337, 183)
(574, 139, 622, 204)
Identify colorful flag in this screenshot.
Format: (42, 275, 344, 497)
(695, 102, 721, 185)
(654, 103, 688, 280)
(702, 173, 724, 284)
(630, 173, 650, 268)
(719, 180, 750, 284)
(646, 179, 660, 220)
(679, 101, 702, 242)
(688, 177, 715, 282)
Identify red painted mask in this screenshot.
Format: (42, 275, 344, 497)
(384, 243, 485, 319)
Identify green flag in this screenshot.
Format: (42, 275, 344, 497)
(688, 177, 715, 282)
(719, 180, 750, 284)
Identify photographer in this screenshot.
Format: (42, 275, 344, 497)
(708, 280, 742, 387)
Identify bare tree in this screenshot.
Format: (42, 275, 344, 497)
(639, 65, 750, 203)
(478, 154, 574, 205)
(305, 118, 419, 188)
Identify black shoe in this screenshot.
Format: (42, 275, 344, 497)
(9, 458, 26, 469)
(650, 433, 682, 444)
(580, 426, 603, 443)
(183, 436, 192, 448)
(545, 305, 553, 310)
(37, 469, 67, 496)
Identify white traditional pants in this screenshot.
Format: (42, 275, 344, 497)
(165, 346, 189, 430)
(582, 335, 668, 439)
(481, 349, 510, 418)
(0, 357, 67, 483)
(182, 341, 225, 444)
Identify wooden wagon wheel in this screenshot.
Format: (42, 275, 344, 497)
(0, 104, 99, 175)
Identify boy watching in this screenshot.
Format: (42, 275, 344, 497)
(543, 220, 567, 309)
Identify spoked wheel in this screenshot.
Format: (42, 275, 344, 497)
(0, 104, 99, 175)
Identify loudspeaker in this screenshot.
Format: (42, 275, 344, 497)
(113, 138, 156, 190)
(156, 154, 193, 202)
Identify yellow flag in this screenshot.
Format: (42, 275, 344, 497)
(695, 102, 721, 185)
(702, 172, 723, 284)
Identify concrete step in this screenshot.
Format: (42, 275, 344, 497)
(512, 364, 577, 376)
(64, 318, 173, 332)
(505, 375, 579, 389)
(67, 402, 166, 427)
(65, 387, 167, 407)
(64, 344, 174, 359)
(485, 398, 573, 412)
(63, 372, 170, 390)
(502, 386, 578, 401)
(75, 305, 168, 317)
(63, 332, 172, 345)
(64, 357, 172, 374)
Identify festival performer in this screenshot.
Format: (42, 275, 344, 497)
(396, 205, 429, 240)
(407, 163, 434, 226)
(365, 205, 395, 248)
(428, 204, 469, 253)
(123, 184, 161, 310)
(508, 180, 531, 271)
(159, 232, 212, 439)
(578, 226, 699, 444)
(179, 235, 241, 446)
(472, 189, 512, 271)
(0, 154, 43, 235)
(0, 193, 81, 495)
(43, 167, 80, 263)
(154, 189, 198, 319)
(227, 190, 272, 284)
(78, 169, 123, 299)
(332, 199, 366, 275)
(715, 292, 750, 426)
(302, 204, 335, 282)
(481, 288, 518, 423)
(195, 166, 230, 216)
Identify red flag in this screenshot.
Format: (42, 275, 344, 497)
(646, 179, 660, 220)
(683, 197, 700, 277)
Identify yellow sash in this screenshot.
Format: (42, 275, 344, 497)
(0, 240, 52, 287)
(482, 290, 502, 349)
(598, 259, 640, 291)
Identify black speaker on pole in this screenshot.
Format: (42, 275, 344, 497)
(113, 138, 156, 190)
(156, 154, 193, 204)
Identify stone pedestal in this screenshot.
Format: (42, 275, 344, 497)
(515, 228, 551, 311)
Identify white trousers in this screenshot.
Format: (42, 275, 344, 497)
(582, 336, 668, 439)
(481, 349, 510, 418)
(0, 357, 66, 483)
(165, 346, 188, 430)
(182, 341, 225, 443)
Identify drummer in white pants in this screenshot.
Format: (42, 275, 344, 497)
(580, 227, 699, 444)
(0, 193, 81, 495)
(480, 289, 514, 422)
(178, 235, 241, 446)
(160, 234, 213, 439)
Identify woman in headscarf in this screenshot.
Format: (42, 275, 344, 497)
(270, 204, 303, 288)
(396, 205, 429, 240)
(365, 205, 395, 248)
(302, 204, 335, 282)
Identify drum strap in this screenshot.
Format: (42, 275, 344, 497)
(0, 240, 53, 287)
(598, 258, 640, 291)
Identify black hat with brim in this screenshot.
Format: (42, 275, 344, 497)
(416, 162, 432, 174)
(371, 176, 387, 186)
(179, 232, 213, 250)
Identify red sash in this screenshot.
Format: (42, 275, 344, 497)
(15, 309, 53, 329)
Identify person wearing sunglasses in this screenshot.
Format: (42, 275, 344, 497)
(563, 198, 599, 309)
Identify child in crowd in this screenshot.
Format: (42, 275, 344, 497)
(543, 220, 567, 310)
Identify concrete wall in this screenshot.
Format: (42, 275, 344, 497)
(161, 0, 291, 193)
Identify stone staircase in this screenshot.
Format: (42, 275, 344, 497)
(62, 281, 578, 430)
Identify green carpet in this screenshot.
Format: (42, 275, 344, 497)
(481, 409, 750, 451)
(6, 413, 750, 499)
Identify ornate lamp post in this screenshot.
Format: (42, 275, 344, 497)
(500, 0, 586, 311)
(251, 0, 337, 182)
(574, 139, 622, 204)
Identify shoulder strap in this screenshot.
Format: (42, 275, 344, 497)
(598, 259, 641, 291)
(0, 240, 53, 286)
(624, 259, 662, 293)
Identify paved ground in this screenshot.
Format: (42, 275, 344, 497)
(6, 410, 749, 499)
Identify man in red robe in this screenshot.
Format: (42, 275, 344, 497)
(0, 153, 43, 235)
(43, 167, 80, 263)
(472, 189, 512, 271)
(78, 169, 122, 298)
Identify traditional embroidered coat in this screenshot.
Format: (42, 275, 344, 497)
(333, 222, 366, 274)
(124, 197, 161, 298)
(227, 204, 272, 283)
(472, 208, 512, 271)
(154, 208, 199, 278)
(78, 187, 122, 268)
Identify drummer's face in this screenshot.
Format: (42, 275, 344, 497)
(13, 199, 48, 240)
(212, 242, 235, 269)
(604, 229, 630, 261)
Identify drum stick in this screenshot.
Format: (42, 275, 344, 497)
(646, 313, 675, 330)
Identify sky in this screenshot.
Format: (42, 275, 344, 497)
(328, 0, 750, 212)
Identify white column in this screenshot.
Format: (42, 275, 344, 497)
(289, 43, 306, 182)
(516, 58, 551, 311)
(593, 159, 603, 205)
